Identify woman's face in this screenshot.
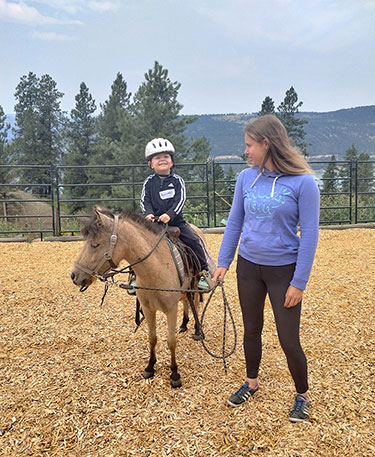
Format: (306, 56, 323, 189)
(244, 134, 269, 167)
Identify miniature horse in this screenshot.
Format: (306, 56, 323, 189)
(71, 207, 204, 388)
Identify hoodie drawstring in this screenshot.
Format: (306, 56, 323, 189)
(250, 172, 281, 198)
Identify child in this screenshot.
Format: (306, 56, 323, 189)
(140, 138, 213, 289)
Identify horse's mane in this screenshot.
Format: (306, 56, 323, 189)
(120, 210, 165, 235)
(81, 207, 164, 239)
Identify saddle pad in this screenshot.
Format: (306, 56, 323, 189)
(198, 236, 216, 276)
(166, 238, 185, 286)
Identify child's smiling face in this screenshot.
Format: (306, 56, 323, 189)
(149, 153, 173, 174)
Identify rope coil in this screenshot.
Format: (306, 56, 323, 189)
(99, 276, 237, 373)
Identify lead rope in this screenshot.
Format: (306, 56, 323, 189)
(199, 279, 237, 375)
(98, 277, 237, 373)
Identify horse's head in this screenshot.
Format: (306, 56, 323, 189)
(71, 206, 119, 291)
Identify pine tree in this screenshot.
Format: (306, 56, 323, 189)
(321, 155, 339, 193)
(90, 72, 134, 207)
(341, 144, 358, 193)
(277, 86, 308, 156)
(259, 96, 275, 116)
(0, 105, 13, 221)
(128, 61, 196, 163)
(357, 152, 374, 193)
(13, 72, 65, 196)
(98, 72, 131, 144)
(64, 82, 97, 212)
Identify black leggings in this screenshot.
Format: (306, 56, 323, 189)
(236, 255, 308, 393)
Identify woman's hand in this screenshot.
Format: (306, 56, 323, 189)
(284, 285, 304, 308)
(213, 267, 228, 284)
(145, 214, 155, 221)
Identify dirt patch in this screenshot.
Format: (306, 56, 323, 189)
(0, 230, 374, 456)
(0, 190, 53, 231)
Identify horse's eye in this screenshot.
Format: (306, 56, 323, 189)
(90, 243, 100, 249)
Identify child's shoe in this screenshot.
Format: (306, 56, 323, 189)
(198, 270, 215, 291)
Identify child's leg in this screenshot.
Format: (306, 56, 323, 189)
(177, 223, 208, 271)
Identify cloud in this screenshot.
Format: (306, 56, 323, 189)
(29, 0, 85, 15)
(88, 1, 119, 12)
(0, 0, 82, 24)
(31, 30, 76, 41)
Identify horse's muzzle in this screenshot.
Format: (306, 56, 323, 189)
(70, 270, 93, 291)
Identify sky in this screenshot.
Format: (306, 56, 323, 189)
(1, 0, 375, 116)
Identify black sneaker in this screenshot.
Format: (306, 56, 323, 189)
(227, 381, 259, 407)
(289, 394, 310, 422)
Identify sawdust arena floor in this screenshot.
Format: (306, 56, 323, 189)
(0, 229, 374, 456)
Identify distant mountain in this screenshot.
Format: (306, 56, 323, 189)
(185, 106, 375, 160)
(6, 106, 375, 160)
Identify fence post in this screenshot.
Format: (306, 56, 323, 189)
(205, 162, 210, 227)
(54, 166, 61, 236)
(212, 160, 217, 227)
(353, 159, 358, 224)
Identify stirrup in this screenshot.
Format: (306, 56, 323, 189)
(127, 279, 136, 295)
(198, 270, 215, 292)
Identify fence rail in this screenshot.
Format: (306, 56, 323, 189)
(0, 159, 374, 238)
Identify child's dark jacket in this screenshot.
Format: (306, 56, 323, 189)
(140, 173, 186, 226)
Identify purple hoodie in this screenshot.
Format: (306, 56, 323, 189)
(217, 166, 320, 290)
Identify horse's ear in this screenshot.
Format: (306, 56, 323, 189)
(93, 206, 112, 228)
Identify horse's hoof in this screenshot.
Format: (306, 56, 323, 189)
(179, 326, 188, 333)
(142, 370, 154, 379)
(170, 378, 182, 388)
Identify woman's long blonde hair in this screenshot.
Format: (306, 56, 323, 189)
(244, 114, 313, 175)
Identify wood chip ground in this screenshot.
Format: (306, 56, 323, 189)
(0, 229, 374, 456)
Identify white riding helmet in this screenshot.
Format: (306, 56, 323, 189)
(145, 138, 175, 161)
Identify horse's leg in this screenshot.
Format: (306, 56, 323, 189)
(166, 307, 182, 388)
(188, 292, 204, 341)
(179, 296, 189, 333)
(142, 308, 157, 379)
(192, 293, 205, 341)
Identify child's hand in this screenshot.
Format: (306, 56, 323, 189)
(145, 214, 155, 221)
(158, 213, 171, 223)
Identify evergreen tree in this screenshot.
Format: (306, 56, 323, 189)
(98, 72, 131, 144)
(357, 152, 374, 193)
(90, 72, 134, 207)
(259, 96, 275, 116)
(277, 86, 308, 156)
(13, 72, 65, 196)
(180, 136, 212, 225)
(0, 105, 13, 221)
(341, 144, 358, 193)
(64, 82, 97, 212)
(127, 61, 196, 163)
(321, 155, 339, 193)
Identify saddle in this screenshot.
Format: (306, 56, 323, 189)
(127, 224, 215, 295)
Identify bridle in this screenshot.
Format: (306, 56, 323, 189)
(74, 215, 168, 281)
(74, 215, 120, 279)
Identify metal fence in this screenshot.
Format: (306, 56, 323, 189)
(0, 159, 374, 238)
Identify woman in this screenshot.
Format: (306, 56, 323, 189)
(213, 114, 320, 422)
